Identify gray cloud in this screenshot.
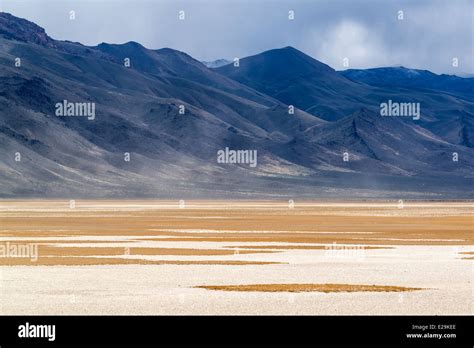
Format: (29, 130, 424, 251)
(2, 0, 473, 74)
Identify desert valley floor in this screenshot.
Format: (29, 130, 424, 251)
(0, 200, 472, 315)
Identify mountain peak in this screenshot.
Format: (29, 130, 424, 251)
(97, 41, 146, 50)
(278, 46, 298, 52)
(121, 41, 144, 48)
(215, 46, 364, 121)
(154, 47, 184, 55)
(216, 46, 335, 82)
(0, 12, 57, 48)
(258, 46, 333, 71)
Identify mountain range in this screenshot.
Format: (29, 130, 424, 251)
(0, 12, 473, 199)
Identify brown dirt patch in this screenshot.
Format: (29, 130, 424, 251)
(196, 283, 425, 293)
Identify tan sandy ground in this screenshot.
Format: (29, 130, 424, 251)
(0, 200, 472, 314)
(0, 257, 279, 266)
(1, 201, 470, 265)
(1, 201, 472, 245)
(195, 283, 425, 293)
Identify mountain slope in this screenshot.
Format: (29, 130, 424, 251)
(216, 47, 474, 146)
(303, 108, 474, 175)
(216, 46, 373, 121)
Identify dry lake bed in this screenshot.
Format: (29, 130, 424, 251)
(0, 200, 472, 314)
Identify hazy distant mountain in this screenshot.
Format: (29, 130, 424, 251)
(201, 59, 232, 68)
(340, 67, 474, 97)
(0, 13, 473, 199)
(457, 73, 474, 78)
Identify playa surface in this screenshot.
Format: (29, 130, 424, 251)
(0, 200, 472, 314)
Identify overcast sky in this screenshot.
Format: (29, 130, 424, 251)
(2, 0, 473, 74)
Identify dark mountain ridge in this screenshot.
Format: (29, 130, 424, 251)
(216, 47, 474, 149)
(340, 66, 474, 97)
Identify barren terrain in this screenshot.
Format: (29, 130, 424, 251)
(0, 200, 472, 314)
